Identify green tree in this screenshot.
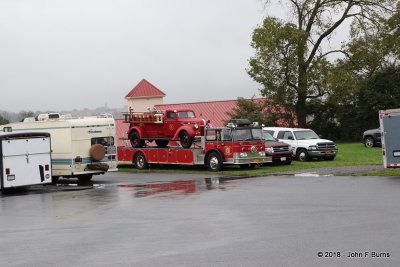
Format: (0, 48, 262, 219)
(0, 114, 9, 125)
(226, 97, 296, 126)
(248, 0, 397, 127)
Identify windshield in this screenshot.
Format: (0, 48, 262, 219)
(294, 130, 320, 140)
(263, 131, 277, 141)
(232, 128, 263, 141)
(178, 111, 196, 118)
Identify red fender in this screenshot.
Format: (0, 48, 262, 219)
(172, 125, 196, 140)
(128, 126, 144, 139)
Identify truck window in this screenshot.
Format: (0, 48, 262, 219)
(206, 129, 231, 141)
(278, 131, 294, 140)
(167, 112, 177, 119)
(91, 137, 114, 146)
(178, 111, 196, 118)
(251, 129, 263, 140)
(294, 130, 319, 140)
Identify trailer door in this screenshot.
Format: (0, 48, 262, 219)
(1, 137, 52, 188)
(381, 114, 400, 167)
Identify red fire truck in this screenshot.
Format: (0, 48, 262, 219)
(123, 107, 209, 148)
(118, 119, 272, 171)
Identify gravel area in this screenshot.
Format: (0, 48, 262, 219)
(269, 165, 384, 176)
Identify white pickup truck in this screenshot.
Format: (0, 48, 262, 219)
(1, 132, 52, 190)
(263, 127, 338, 161)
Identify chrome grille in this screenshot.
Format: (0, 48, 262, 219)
(273, 146, 289, 152)
(317, 142, 336, 150)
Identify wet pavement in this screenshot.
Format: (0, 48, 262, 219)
(1, 172, 400, 266)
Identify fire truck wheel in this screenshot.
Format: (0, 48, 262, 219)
(239, 163, 256, 169)
(134, 152, 148, 169)
(155, 140, 169, 147)
(296, 148, 309, 162)
(206, 152, 223, 171)
(130, 130, 145, 148)
(179, 130, 194, 148)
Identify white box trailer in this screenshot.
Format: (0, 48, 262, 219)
(1, 132, 52, 190)
(379, 109, 400, 168)
(2, 113, 117, 183)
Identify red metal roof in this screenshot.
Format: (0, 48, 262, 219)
(155, 98, 265, 127)
(125, 79, 166, 98)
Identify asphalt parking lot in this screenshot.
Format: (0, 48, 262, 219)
(1, 172, 400, 267)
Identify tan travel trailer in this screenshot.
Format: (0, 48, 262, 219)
(2, 113, 117, 183)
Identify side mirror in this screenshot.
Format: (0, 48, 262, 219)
(288, 136, 294, 140)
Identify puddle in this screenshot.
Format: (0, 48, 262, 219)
(94, 177, 225, 198)
(294, 172, 333, 177)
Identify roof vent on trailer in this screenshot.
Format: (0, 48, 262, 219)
(38, 113, 60, 121)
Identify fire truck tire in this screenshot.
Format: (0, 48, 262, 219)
(179, 130, 193, 148)
(239, 163, 256, 169)
(90, 144, 106, 161)
(155, 140, 169, 147)
(206, 152, 223, 171)
(130, 130, 145, 148)
(134, 152, 148, 169)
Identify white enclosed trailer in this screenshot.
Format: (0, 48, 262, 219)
(1, 132, 52, 190)
(379, 109, 400, 168)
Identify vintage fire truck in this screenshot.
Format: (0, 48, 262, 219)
(123, 107, 209, 148)
(118, 119, 271, 171)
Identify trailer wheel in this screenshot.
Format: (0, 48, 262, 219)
(130, 130, 145, 148)
(155, 140, 169, 147)
(179, 130, 193, 148)
(90, 144, 106, 161)
(78, 174, 93, 183)
(134, 152, 148, 169)
(206, 152, 223, 171)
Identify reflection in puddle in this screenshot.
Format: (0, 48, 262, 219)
(95, 177, 225, 198)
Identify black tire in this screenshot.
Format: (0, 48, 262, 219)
(206, 152, 223, 171)
(51, 176, 60, 184)
(239, 163, 256, 169)
(155, 139, 169, 147)
(296, 149, 309, 162)
(134, 152, 148, 169)
(179, 130, 194, 148)
(130, 130, 145, 148)
(78, 174, 93, 182)
(364, 136, 375, 148)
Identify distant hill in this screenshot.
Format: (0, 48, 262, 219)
(0, 106, 127, 123)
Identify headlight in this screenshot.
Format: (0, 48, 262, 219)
(308, 145, 317, 150)
(194, 124, 199, 129)
(259, 151, 266, 157)
(239, 152, 248, 158)
(265, 147, 274, 153)
(288, 145, 293, 151)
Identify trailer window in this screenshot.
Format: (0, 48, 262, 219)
(91, 137, 114, 146)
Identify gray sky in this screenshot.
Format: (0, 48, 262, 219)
(0, 0, 277, 112)
(1, 0, 350, 113)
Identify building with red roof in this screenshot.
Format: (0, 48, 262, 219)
(125, 79, 166, 112)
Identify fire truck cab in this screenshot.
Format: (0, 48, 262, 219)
(118, 119, 271, 171)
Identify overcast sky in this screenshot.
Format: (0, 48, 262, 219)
(1, 0, 350, 113)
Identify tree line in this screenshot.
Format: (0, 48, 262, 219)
(229, 0, 400, 141)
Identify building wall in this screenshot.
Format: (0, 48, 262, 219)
(126, 96, 164, 112)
